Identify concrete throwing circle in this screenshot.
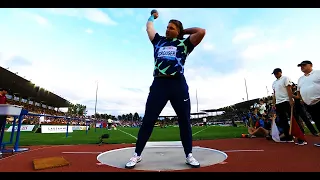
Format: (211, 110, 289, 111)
(97, 145, 227, 171)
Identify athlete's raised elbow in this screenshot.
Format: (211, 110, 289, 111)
(197, 28, 206, 43)
(190, 28, 206, 46)
(199, 28, 206, 37)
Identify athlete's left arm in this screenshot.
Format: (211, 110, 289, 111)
(183, 27, 206, 47)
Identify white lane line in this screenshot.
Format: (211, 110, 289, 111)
(117, 128, 138, 140)
(224, 149, 264, 152)
(192, 127, 209, 136)
(62, 152, 102, 154)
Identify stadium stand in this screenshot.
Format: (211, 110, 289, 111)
(0, 66, 73, 126)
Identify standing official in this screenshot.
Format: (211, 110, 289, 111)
(272, 68, 295, 143)
(296, 60, 320, 147)
(292, 83, 318, 136)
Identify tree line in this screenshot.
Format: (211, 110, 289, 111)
(67, 103, 87, 117)
(91, 112, 142, 121)
(67, 103, 142, 121)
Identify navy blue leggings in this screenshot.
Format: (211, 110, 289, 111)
(135, 76, 192, 157)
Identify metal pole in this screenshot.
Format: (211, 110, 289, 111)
(266, 86, 269, 97)
(86, 120, 88, 135)
(94, 81, 98, 132)
(196, 89, 199, 119)
(244, 78, 249, 101)
(66, 117, 69, 138)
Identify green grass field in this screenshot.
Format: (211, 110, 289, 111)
(2, 126, 249, 146)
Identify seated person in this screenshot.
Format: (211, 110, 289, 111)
(246, 113, 284, 139)
(247, 114, 270, 138)
(245, 111, 251, 127)
(249, 110, 259, 128)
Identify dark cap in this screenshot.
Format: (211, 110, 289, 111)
(0, 88, 8, 92)
(297, 60, 312, 67)
(272, 68, 282, 74)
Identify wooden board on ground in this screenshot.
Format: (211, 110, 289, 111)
(33, 156, 69, 170)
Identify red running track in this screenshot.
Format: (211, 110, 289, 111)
(0, 137, 320, 172)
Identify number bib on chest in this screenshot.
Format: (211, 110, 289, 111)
(157, 46, 177, 60)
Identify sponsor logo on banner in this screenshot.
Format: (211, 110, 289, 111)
(72, 126, 89, 130)
(41, 125, 73, 133)
(6, 125, 35, 132)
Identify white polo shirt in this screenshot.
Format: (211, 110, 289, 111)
(297, 70, 320, 106)
(272, 76, 292, 104)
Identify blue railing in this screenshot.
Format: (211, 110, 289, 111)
(0, 109, 89, 154)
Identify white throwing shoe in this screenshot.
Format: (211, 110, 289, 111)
(186, 153, 200, 168)
(125, 153, 142, 169)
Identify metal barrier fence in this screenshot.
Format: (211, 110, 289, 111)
(0, 105, 89, 155)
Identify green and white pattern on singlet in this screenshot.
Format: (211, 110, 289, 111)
(152, 33, 195, 76)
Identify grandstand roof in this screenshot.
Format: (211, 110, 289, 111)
(0, 66, 70, 107)
(159, 116, 177, 118)
(233, 98, 260, 109)
(203, 98, 260, 113)
(190, 112, 207, 115)
(201, 109, 225, 113)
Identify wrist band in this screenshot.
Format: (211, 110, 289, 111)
(148, 15, 154, 22)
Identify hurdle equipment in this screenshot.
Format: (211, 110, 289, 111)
(1, 105, 89, 156)
(0, 105, 29, 154)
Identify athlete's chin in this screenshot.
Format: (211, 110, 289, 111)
(165, 34, 173, 38)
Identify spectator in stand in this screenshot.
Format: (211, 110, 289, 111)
(249, 109, 259, 127)
(0, 88, 8, 155)
(296, 60, 320, 147)
(242, 113, 248, 127)
(271, 68, 297, 143)
(246, 110, 252, 126)
(203, 117, 207, 126)
(265, 98, 271, 112)
(292, 83, 318, 136)
(258, 99, 266, 115)
(0, 88, 8, 127)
